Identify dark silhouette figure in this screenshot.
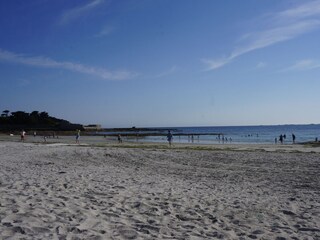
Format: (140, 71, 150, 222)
(292, 134, 296, 144)
(279, 134, 283, 144)
(167, 131, 173, 146)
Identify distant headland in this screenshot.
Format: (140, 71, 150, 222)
(0, 110, 83, 131)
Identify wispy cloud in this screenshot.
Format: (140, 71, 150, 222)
(277, 0, 320, 20)
(59, 0, 104, 25)
(256, 62, 267, 69)
(0, 49, 137, 81)
(95, 25, 115, 37)
(201, 58, 231, 71)
(203, 1, 320, 70)
(153, 66, 177, 78)
(282, 59, 320, 71)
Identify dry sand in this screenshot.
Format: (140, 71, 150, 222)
(0, 137, 319, 239)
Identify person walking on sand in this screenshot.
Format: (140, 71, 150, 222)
(20, 130, 26, 142)
(118, 134, 122, 143)
(76, 130, 81, 144)
(292, 133, 296, 144)
(167, 130, 173, 146)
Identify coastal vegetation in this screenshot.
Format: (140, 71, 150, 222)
(0, 110, 83, 131)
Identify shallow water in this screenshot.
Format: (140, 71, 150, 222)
(100, 124, 320, 144)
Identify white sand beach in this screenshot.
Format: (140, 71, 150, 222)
(0, 138, 319, 239)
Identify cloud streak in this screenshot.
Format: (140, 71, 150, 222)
(95, 25, 115, 37)
(277, 0, 320, 20)
(59, 0, 104, 25)
(0, 49, 137, 81)
(153, 66, 177, 78)
(282, 59, 320, 71)
(203, 1, 320, 70)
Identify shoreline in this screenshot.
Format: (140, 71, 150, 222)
(1, 134, 320, 153)
(2, 123, 320, 146)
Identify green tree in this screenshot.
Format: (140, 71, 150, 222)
(29, 111, 40, 125)
(11, 111, 29, 124)
(39, 111, 49, 119)
(30, 111, 39, 118)
(2, 110, 10, 117)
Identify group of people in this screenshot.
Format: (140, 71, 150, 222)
(275, 133, 296, 144)
(20, 130, 61, 143)
(18, 129, 303, 146)
(217, 135, 232, 143)
(115, 131, 172, 146)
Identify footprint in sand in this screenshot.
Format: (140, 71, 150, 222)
(118, 227, 138, 239)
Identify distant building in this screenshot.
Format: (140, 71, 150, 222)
(83, 124, 102, 130)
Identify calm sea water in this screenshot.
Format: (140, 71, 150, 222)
(118, 124, 320, 144)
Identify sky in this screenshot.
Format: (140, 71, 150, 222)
(1, 0, 320, 127)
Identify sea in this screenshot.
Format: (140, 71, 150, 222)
(100, 124, 320, 144)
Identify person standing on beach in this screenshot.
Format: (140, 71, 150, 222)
(20, 130, 26, 142)
(76, 130, 80, 144)
(118, 134, 122, 143)
(167, 130, 173, 146)
(292, 133, 296, 144)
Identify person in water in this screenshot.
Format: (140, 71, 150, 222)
(167, 130, 173, 146)
(292, 133, 296, 144)
(279, 134, 283, 144)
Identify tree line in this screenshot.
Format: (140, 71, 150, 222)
(0, 110, 83, 131)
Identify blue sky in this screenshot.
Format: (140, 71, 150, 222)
(1, 0, 320, 127)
